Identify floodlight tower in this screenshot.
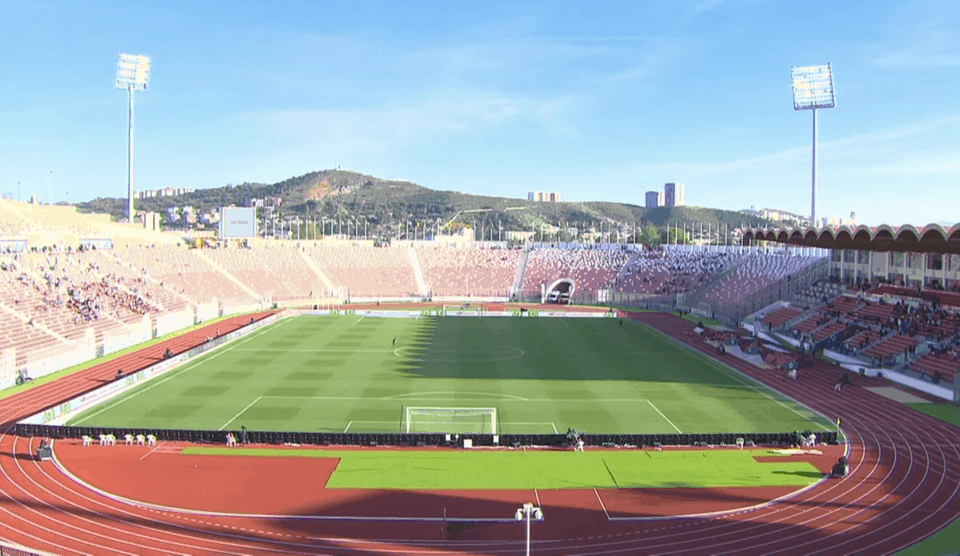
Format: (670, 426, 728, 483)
(116, 53, 151, 223)
(791, 64, 835, 227)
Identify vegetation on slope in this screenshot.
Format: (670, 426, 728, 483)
(76, 169, 783, 240)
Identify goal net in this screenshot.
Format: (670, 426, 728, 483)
(404, 407, 498, 434)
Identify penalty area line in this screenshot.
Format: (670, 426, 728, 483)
(647, 400, 682, 433)
(220, 396, 262, 431)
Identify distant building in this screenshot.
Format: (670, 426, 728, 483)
(137, 187, 194, 199)
(245, 198, 265, 208)
(528, 191, 562, 203)
(506, 230, 536, 242)
(822, 214, 860, 227)
(743, 208, 808, 225)
(645, 191, 661, 208)
(664, 183, 685, 207)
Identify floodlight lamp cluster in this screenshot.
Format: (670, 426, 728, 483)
(791, 63, 835, 110)
(116, 53, 151, 90)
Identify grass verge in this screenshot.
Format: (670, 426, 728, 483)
(895, 517, 960, 556)
(904, 402, 960, 429)
(182, 446, 822, 490)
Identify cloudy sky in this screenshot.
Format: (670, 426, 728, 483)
(1, 0, 958, 226)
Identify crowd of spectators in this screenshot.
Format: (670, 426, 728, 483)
(1, 252, 159, 327)
(617, 250, 743, 295)
(522, 247, 631, 294)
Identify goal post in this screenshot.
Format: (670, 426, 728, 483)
(403, 406, 498, 434)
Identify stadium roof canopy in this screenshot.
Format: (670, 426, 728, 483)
(742, 223, 960, 254)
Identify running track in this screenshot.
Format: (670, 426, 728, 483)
(0, 310, 956, 555)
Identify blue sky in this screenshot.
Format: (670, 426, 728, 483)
(1, 0, 958, 226)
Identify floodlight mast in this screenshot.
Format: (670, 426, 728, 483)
(116, 53, 151, 224)
(127, 86, 134, 222)
(791, 63, 835, 227)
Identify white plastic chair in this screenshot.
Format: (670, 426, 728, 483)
(82, 435, 92, 447)
(124, 434, 134, 445)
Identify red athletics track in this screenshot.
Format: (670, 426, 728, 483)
(0, 306, 956, 554)
(54, 440, 841, 517)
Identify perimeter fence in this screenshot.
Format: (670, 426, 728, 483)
(16, 424, 838, 449)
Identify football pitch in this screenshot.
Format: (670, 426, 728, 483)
(67, 314, 834, 435)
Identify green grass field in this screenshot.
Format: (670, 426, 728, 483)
(66, 314, 833, 435)
(182, 446, 823, 489)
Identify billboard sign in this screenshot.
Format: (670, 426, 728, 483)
(219, 207, 257, 238)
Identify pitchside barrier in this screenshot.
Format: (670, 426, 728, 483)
(291, 308, 614, 318)
(14, 424, 838, 449)
(17, 312, 285, 426)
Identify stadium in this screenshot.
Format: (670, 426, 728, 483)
(0, 197, 958, 555)
(4, 3, 960, 554)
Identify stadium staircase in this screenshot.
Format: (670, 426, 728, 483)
(94, 304, 136, 333)
(0, 301, 71, 346)
(511, 249, 531, 296)
(409, 248, 428, 297)
(192, 250, 262, 302)
(613, 250, 640, 286)
(294, 248, 336, 294)
(858, 330, 896, 356)
(725, 257, 829, 322)
(789, 278, 846, 307)
(683, 255, 749, 307)
(780, 307, 820, 332)
(107, 252, 192, 311)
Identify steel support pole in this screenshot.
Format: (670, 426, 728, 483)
(127, 87, 135, 223)
(526, 512, 531, 556)
(811, 107, 818, 226)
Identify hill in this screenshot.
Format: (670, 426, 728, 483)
(76, 169, 784, 238)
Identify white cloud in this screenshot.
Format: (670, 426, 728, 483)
(602, 1, 726, 83)
(248, 94, 523, 143)
(236, 88, 582, 176)
(871, 3, 960, 67)
(855, 155, 960, 176)
(873, 52, 960, 68)
(629, 112, 960, 177)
